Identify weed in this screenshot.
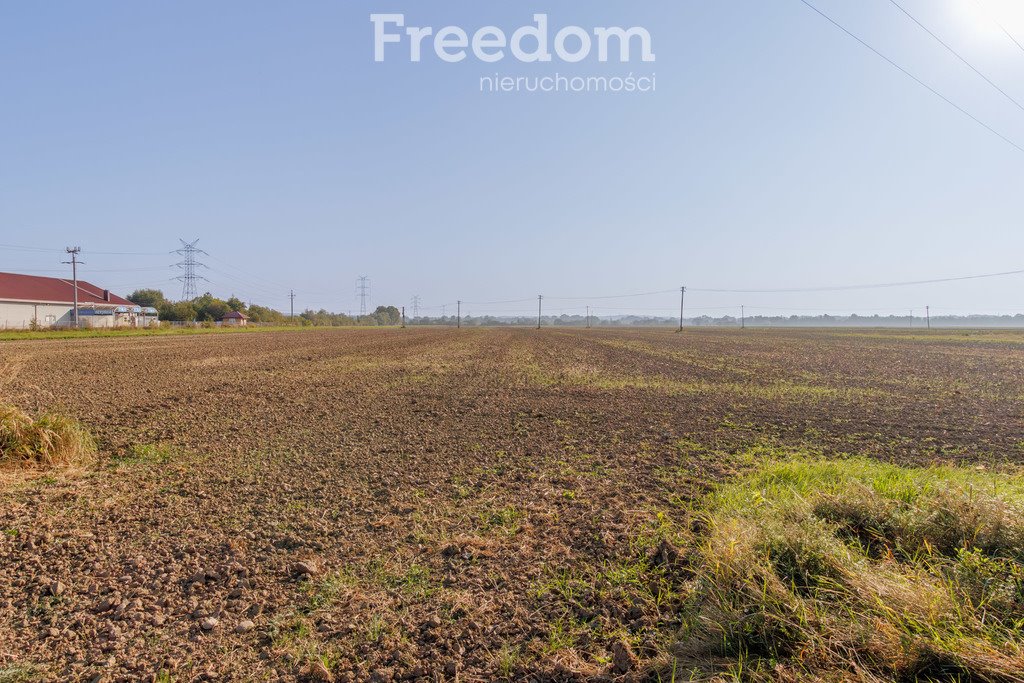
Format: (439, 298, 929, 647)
(268, 612, 342, 667)
(365, 613, 389, 642)
(304, 569, 357, 611)
(0, 404, 95, 470)
(544, 616, 580, 654)
(495, 643, 522, 678)
(364, 559, 436, 599)
(112, 443, 174, 468)
(478, 505, 524, 534)
(0, 666, 41, 683)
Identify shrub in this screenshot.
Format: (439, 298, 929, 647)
(0, 404, 96, 470)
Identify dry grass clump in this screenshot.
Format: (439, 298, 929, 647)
(680, 456, 1024, 682)
(0, 403, 96, 470)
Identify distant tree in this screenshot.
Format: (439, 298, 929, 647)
(247, 304, 287, 324)
(300, 308, 357, 327)
(191, 293, 232, 322)
(201, 302, 231, 322)
(372, 305, 401, 326)
(226, 296, 247, 313)
(158, 301, 198, 322)
(128, 289, 166, 308)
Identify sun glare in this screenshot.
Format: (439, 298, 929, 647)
(951, 0, 1024, 47)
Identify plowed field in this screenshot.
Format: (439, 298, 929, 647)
(2, 328, 1022, 682)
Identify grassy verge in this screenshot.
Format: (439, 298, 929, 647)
(0, 325, 323, 342)
(678, 455, 1024, 681)
(0, 404, 96, 470)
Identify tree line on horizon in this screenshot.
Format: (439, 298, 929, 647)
(127, 289, 402, 327)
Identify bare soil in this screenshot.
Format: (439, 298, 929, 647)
(1, 328, 1022, 682)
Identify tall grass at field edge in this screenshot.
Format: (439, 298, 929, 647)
(678, 454, 1024, 681)
(0, 404, 96, 469)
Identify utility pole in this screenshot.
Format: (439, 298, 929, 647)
(411, 295, 421, 318)
(172, 239, 208, 301)
(402, 306, 406, 328)
(289, 290, 296, 322)
(457, 300, 461, 328)
(909, 309, 914, 328)
(586, 305, 591, 329)
(356, 276, 371, 317)
(741, 305, 745, 330)
(678, 286, 686, 332)
(537, 295, 543, 329)
(63, 247, 83, 329)
(926, 305, 931, 329)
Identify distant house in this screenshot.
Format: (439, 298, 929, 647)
(220, 310, 249, 327)
(0, 272, 157, 329)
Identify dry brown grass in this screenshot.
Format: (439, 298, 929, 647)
(0, 403, 96, 470)
(677, 453, 1024, 682)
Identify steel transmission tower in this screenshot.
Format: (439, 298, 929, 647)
(173, 239, 209, 301)
(411, 295, 421, 318)
(356, 276, 371, 316)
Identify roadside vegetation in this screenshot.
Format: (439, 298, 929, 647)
(126, 288, 402, 326)
(0, 324, 322, 342)
(678, 454, 1024, 681)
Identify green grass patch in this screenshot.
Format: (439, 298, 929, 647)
(363, 559, 436, 600)
(111, 443, 176, 468)
(495, 643, 523, 678)
(302, 569, 358, 611)
(0, 325, 333, 342)
(519, 361, 882, 403)
(478, 504, 525, 534)
(0, 665, 43, 683)
(679, 454, 1024, 680)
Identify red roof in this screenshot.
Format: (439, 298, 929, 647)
(221, 310, 249, 320)
(0, 272, 135, 306)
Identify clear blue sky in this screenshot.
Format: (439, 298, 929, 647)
(2, 1, 1023, 317)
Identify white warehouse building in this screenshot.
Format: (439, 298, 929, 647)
(0, 272, 158, 329)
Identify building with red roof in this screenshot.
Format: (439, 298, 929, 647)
(0, 272, 158, 329)
(220, 310, 249, 327)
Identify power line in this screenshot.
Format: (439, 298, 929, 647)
(206, 266, 287, 299)
(205, 253, 291, 291)
(547, 289, 677, 301)
(462, 297, 536, 305)
(691, 266, 1024, 293)
(887, 0, 1024, 115)
(798, 0, 1024, 155)
(0, 244, 165, 258)
(975, 0, 1024, 58)
(87, 249, 168, 256)
(0, 243, 61, 253)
